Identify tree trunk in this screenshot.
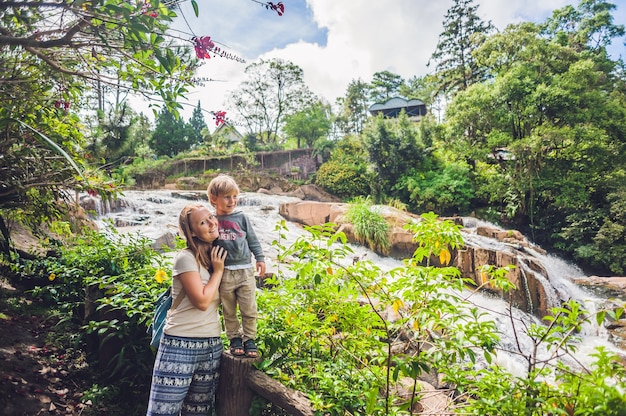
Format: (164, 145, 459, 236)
(217, 351, 258, 415)
(217, 351, 315, 416)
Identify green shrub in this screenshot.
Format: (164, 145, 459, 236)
(315, 160, 370, 200)
(345, 196, 390, 255)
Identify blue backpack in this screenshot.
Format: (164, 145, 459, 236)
(148, 287, 186, 349)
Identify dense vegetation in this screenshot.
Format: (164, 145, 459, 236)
(3, 213, 625, 414)
(1, 0, 626, 414)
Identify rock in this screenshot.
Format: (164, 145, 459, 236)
(259, 184, 342, 203)
(574, 276, 626, 298)
(152, 230, 178, 252)
(391, 377, 451, 413)
(279, 201, 347, 227)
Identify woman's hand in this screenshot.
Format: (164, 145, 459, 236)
(210, 245, 227, 273)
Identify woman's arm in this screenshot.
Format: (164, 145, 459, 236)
(178, 246, 227, 311)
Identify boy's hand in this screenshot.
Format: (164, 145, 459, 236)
(256, 261, 266, 277)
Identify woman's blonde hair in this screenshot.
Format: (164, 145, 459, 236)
(178, 204, 213, 271)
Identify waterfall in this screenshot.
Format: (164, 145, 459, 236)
(87, 189, 625, 377)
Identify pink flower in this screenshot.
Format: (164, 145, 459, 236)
(268, 2, 284, 16)
(214, 111, 227, 126)
(193, 36, 215, 60)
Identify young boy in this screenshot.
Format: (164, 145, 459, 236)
(207, 174, 265, 358)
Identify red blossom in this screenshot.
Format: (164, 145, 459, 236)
(87, 189, 98, 197)
(141, 2, 158, 17)
(213, 111, 227, 126)
(193, 36, 215, 59)
(268, 2, 284, 16)
(54, 100, 70, 111)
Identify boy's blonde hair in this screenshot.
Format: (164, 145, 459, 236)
(207, 174, 240, 205)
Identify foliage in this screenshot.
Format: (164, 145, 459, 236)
(150, 105, 197, 156)
(315, 160, 370, 200)
(448, 301, 626, 415)
(257, 213, 626, 415)
(441, 0, 626, 271)
(429, 0, 495, 95)
(259, 214, 504, 414)
(368, 70, 405, 103)
(315, 136, 371, 199)
(345, 197, 390, 255)
(283, 101, 332, 149)
(0, 0, 205, 252)
(189, 101, 209, 144)
(8, 224, 174, 389)
(0, 0, 200, 114)
(361, 112, 426, 203)
(229, 58, 315, 148)
(401, 160, 475, 215)
(334, 79, 371, 136)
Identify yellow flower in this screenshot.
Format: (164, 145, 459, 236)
(48, 273, 56, 281)
(154, 269, 167, 284)
(439, 248, 451, 266)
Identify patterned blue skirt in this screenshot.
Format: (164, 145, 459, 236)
(147, 335, 222, 416)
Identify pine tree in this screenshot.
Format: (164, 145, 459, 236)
(429, 0, 494, 96)
(150, 107, 193, 156)
(189, 101, 208, 143)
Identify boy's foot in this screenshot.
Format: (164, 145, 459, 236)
(243, 339, 258, 358)
(230, 337, 245, 356)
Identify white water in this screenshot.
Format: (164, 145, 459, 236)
(88, 189, 625, 378)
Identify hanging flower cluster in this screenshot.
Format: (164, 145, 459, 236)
(54, 100, 71, 110)
(267, 2, 285, 16)
(213, 111, 227, 126)
(192, 36, 245, 62)
(141, 1, 158, 17)
(251, 1, 285, 16)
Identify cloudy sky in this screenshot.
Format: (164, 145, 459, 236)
(134, 0, 626, 128)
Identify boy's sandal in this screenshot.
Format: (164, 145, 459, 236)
(243, 339, 258, 358)
(230, 337, 245, 356)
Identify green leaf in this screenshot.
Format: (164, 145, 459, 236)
(191, 0, 199, 17)
(11, 119, 89, 185)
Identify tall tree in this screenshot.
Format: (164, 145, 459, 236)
(229, 58, 314, 148)
(334, 79, 370, 136)
(445, 3, 626, 272)
(189, 101, 208, 143)
(0, 0, 203, 244)
(368, 70, 404, 103)
(362, 113, 424, 202)
(544, 0, 624, 53)
(429, 0, 494, 96)
(283, 101, 331, 148)
(150, 107, 194, 157)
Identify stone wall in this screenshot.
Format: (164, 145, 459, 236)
(165, 149, 316, 178)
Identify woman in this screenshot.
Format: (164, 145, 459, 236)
(147, 204, 227, 416)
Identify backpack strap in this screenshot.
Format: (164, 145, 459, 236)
(171, 288, 186, 310)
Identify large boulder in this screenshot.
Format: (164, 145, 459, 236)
(279, 201, 347, 227)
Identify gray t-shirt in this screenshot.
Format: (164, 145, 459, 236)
(214, 211, 265, 269)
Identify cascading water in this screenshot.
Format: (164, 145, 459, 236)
(86, 189, 625, 378)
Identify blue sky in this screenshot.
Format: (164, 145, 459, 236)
(136, 0, 626, 125)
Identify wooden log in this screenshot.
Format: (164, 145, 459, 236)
(216, 350, 315, 416)
(217, 350, 258, 415)
(247, 370, 315, 416)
